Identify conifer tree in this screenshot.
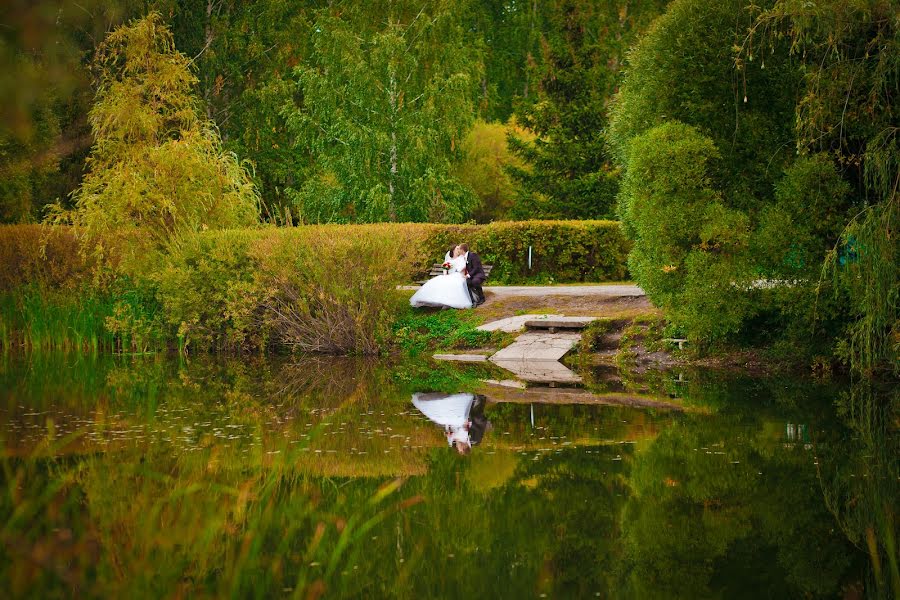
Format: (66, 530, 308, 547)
(507, 0, 667, 220)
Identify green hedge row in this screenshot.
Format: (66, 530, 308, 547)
(0, 221, 630, 289)
(414, 220, 630, 284)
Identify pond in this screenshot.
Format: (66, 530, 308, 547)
(1, 353, 896, 599)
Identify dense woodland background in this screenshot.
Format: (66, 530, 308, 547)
(0, 0, 668, 224)
(0, 0, 897, 374)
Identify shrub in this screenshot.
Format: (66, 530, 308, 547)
(0, 221, 632, 353)
(152, 230, 263, 352)
(619, 122, 754, 341)
(416, 220, 630, 284)
(0, 225, 87, 291)
(254, 225, 421, 354)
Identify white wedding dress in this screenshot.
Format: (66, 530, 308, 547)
(411, 392, 474, 447)
(409, 254, 473, 309)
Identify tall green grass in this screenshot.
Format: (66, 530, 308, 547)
(0, 285, 165, 354)
(0, 419, 418, 597)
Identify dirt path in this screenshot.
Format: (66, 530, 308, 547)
(477, 290, 658, 322)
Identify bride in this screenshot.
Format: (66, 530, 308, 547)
(409, 245, 472, 309)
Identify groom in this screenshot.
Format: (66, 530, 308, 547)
(459, 243, 486, 306)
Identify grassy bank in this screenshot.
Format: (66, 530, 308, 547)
(0, 221, 629, 355)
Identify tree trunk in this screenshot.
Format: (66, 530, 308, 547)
(388, 66, 398, 222)
(524, 0, 538, 98)
(205, 0, 215, 120)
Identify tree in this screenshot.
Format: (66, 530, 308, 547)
(506, 0, 668, 220)
(619, 122, 754, 340)
(610, 0, 898, 370)
(744, 0, 899, 375)
(286, 0, 483, 223)
(0, 0, 165, 223)
(608, 0, 820, 347)
(451, 119, 534, 222)
(55, 13, 259, 249)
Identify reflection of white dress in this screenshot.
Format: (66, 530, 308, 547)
(410, 255, 472, 309)
(411, 392, 474, 446)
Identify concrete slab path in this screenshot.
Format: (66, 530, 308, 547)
(490, 358, 583, 385)
(432, 353, 489, 362)
(399, 284, 645, 297)
(483, 284, 644, 297)
(477, 314, 566, 333)
(489, 331, 582, 362)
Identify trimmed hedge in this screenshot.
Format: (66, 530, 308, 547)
(0, 221, 630, 289)
(415, 220, 630, 284)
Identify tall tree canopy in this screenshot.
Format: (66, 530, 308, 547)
(610, 0, 898, 373)
(285, 0, 482, 223)
(506, 0, 669, 220)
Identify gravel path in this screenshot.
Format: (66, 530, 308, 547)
(399, 284, 645, 297)
(483, 284, 644, 297)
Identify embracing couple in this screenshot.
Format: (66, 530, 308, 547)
(409, 243, 486, 309)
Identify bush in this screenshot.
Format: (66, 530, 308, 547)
(619, 122, 754, 341)
(0, 220, 631, 353)
(415, 220, 630, 284)
(0, 225, 87, 291)
(253, 225, 421, 354)
(154, 225, 426, 354)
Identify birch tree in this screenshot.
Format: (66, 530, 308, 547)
(287, 0, 482, 223)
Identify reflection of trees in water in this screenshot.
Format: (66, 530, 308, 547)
(617, 381, 866, 599)
(820, 382, 899, 598)
(274, 356, 396, 410)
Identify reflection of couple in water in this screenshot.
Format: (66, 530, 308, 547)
(411, 393, 491, 455)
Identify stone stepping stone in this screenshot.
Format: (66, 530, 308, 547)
(489, 358, 582, 385)
(477, 314, 566, 333)
(489, 331, 582, 362)
(481, 378, 527, 389)
(524, 316, 597, 332)
(433, 353, 489, 362)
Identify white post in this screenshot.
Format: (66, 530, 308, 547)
(528, 245, 532, 270)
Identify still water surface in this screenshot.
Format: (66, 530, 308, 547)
(1, 354, 896, 598)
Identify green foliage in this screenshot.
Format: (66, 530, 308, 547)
(578, 318, 614, 352)
(619, 122, 753, 340)
(507, 0, 669, 220)
(452, 119, 535, 223)
(253, 226, 418, 354)
(744, 0, 900, 375)
(52, 13, 259, 252)
(154, 225, 424, 354)
(608, 0, 798, 200)
(0, 220, 630, 354)
(416, 219, 631, 284)
(286, 0, 482, 223)
(152, 229, 261, 353)
(609, 0, 896, 373)
(0, 225, 87, 292)
(391, 308, 493, 355)
(0, 97, 60, 223)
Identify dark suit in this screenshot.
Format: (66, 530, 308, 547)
(465, 251, 487, 305)
(468, 395, 491, 446)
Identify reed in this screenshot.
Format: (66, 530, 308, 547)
(0, 286, 167, 354)
(0, 424, 418, 598)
